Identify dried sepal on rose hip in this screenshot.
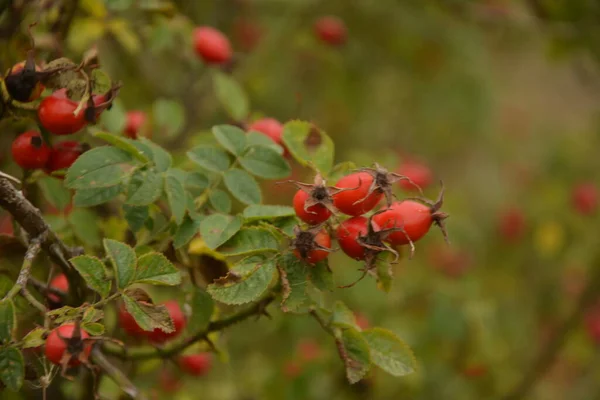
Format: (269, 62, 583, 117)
(355, 163, 424, 208)
(45, 320, 95, 376)
(291, 223, 333, 264)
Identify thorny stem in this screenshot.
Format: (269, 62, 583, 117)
(103, 292, 276, 360)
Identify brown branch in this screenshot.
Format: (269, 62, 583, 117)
(90, 347, 147, 400)
(500, 258, 600, 400)
(103, 292, 276, 360)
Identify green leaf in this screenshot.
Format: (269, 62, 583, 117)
(208, 256, 275, 305)
(239, 145, 291, 179)
(121, 294, 174, 332)
(282, 121, 334, 174)
(138, 138, 172, 172)
(65, 146, 134, 189)
(213, 70, 249, 121)
(376, 254, 393, 293)
(100, 98, 126, 133)
(209, 189, 232, 213)
(47, 306, 80, 324)
(70, 255, 111, 297)
(331, 301, 359, 329)
(0, 299, 15, 342)
(68, 209, 100, 246)
(165, 169, 187, 225)
(362, 328, 416, 376)
(123, 205, 148, 232)
(242, 205, 295, 221)
(278, 253, 309, 313)
(271, 216, 300, 237)
(185, 172, 209, 195)
(153, 98, 185, 140)
(188, 287, 214, 332)
(223, 169, 261, 205)
(173, 215, 201, 249)
(218, 227, 279, 256)
(82, 322, 105, 336)
(22, 328, 46, 349)
(337, 328, 371, 384)
(309, 260, 334, 292)
(73, 185, 122, 207)
(0, 347, 24, 391)
(212, 125, 247, 156)
(200, 214, 243, 249)
(94, 131, 150, 163)
(104, 239, 137, 289)
(126, 168, 163, 206)
(134, 252, 181, 286)
(247, 131, 284, 154)
(82, 307, 103, 323)
(38, 176, 71, 211)
(187, 146, 231, 173)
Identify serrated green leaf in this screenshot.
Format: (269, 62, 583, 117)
(47, 306, 79, 324)
(218, 227, 279, 256)
(126, 168, 163, 206)
(185, 172, 209, 195)
(123, 205, 148, 232)
(188, 287, 214, 332)
(209, 189, 232, 213)
(223, 169, 261, 205)
(338, 328, 371, 384)
(309, 260, 334, 292)
(138, 138, 172, 172)
(239, 145, 291, 179)
(0, 347, 24, 391)
(73, 185, 122, 207)
(68, 209, 100, 246)
(242, 205, 295, 221)
(122, 294, 174, 332)
(187, 146, 231, 173)
(38, 176, 71, 211)
(331, 301, 359, 329)
(213, 70, 249, 121)
(82, 322, 105, 336)
(153, 98, 185, 140)
(208, 256, 275, 305)
(70, 256, 111, 297)
(94, 132, 150, 163)
(362, 328, 416, 376)
(165, 169, 187, 224)
(173, 215, 201, 249)
(212, 125, 247, 156)
(22, 328, 46, 349)
(279, 253, 309, 313)
(282, 121, 334, 174)
(82, 307, 103, 323)
(104, 239, 136, 289)
(134, 252, 181, 286)
(247, 131, 284, 154)
(200, 214, 243, 249)
(0, 299, 16, 342)
(65, 146, 134, 189)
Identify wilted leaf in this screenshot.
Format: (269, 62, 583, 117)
(208, 256, 275, 305)
(122, 293, 174, 333)
(282, 121, 334, 174)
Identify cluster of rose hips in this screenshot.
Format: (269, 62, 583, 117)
(288, 163, 448, 284)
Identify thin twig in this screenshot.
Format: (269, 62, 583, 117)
(91, 347, 146, 400)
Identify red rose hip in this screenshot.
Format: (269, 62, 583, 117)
(193, 26, 232, 64)
(179, 353, 213, 376)
(572, 183, 597, 216)
(124, 110, 146, 139)
(314, 16, 347, 46)
(333, 172, 383, 216)
(397, 160, 433, 191)
(45, 323, 92, 366)
(11, 131, 51, 169)
(48, 274, 69, 304)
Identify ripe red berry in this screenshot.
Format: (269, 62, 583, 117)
(293, 189, 332, 225)
(38, 89, 88, 135)
(292, 227, 332, 264)
(354, 313, 370, 330)
(124, 110, 146, 139)
(314, 16, 347, 46)
(11, 131, 51, 169)
(333, 172, 383, 216)
(147, 300, 186, 344)
(5, 61, 44, 102)
(247, 118, 284, 146)
(178, 353, 213, 376)
(48, 274, 68, 304)
(118, 304, 146, 337)
(45, 323, 92, 366)
(585, 304, 600, 344)
(397, 160, 433, 191)
(498, 207, 525, 242)
(45, 141, 86, 174)
(373, 201, 434, 245)
(336, 216, 381, 260)
(572, 183, 598, 216)
(193, 26, 232, 64)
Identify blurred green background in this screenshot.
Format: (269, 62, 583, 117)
(2, 0, 600, 399)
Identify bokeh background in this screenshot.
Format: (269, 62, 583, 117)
(2, 1, 600, 399)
